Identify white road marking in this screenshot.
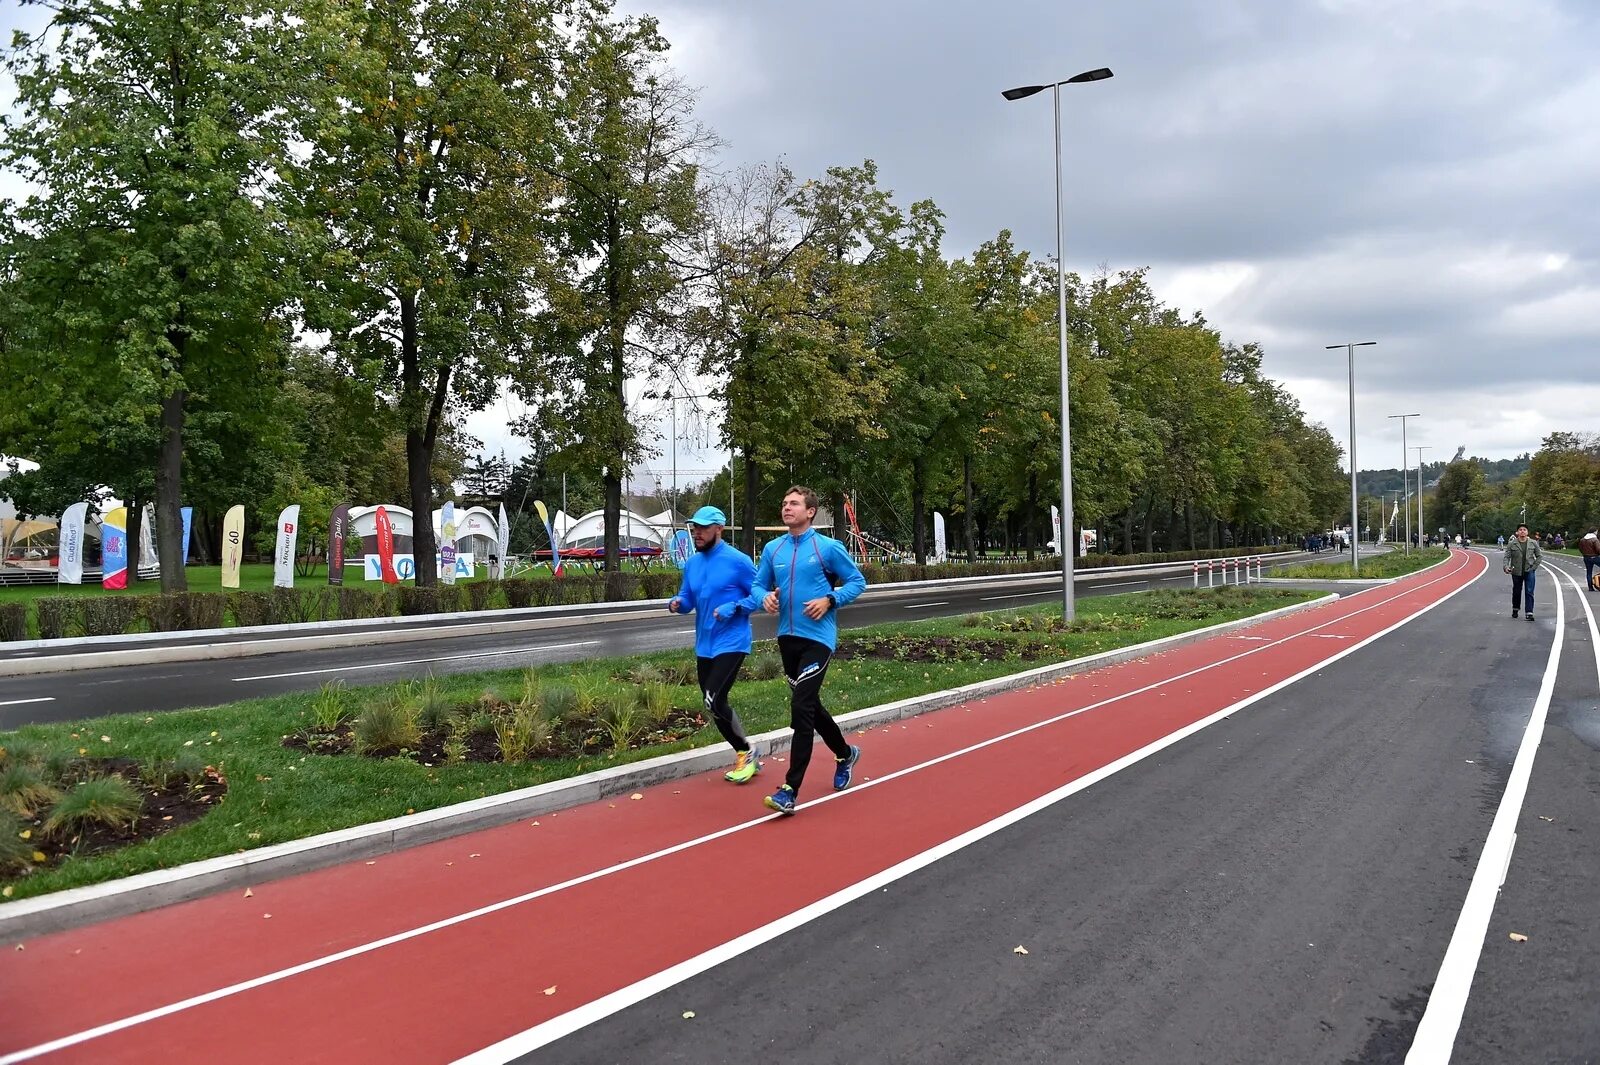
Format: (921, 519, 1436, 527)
(1407, 563, 1561, 1064)
(0, 697, 54, 708)
(232, 642, 601, 682)
(1094, 580, 1146, 589)
(978, 590, 1055, 601)
(2, 554, 1482, 1065)
(903, 602, 950, 610)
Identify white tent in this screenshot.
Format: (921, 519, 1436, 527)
(559, 508, 673, 551)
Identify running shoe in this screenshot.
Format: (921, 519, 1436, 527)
(833, 745, 861, 791)
(725, 747, 762, 784)
(764, 784, 797, 815)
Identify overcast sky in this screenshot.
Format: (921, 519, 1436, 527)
(5, 0, 1596, 495)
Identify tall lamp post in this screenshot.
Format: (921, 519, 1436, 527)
(1003, 66, 1113, 622)
(1328, 341, 1375, 573)
(1388, 413, 1420, 552)
(1414, 445, 1431, 546)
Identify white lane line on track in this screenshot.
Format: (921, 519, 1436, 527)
(231, 642, 601, 682)
(902, 602, 949, 610)
(978, 590, 1055, 601)
(1, 554, 1481, 1065)
(1556, 565, 1600, 689)
(0, 697, 54, 708)
(1406, 562, 1563, 1064)
(1095, 581, 1145, 589)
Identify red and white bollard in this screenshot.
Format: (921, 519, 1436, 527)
(1207, 559, 1216, 588)
(1193, 561, 1200, 588)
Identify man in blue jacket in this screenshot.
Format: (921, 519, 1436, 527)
(715, 485, 868, 815)
(669, 506, 763, 783)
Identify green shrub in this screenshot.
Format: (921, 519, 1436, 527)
(43, 775, 143, 836)
(602, 573, 638, 602)
(144, 592, 229, 633)
(230, 591, 274, 628)
(639, 572, 678, 600)
(34, 597, 86, 640)
(463, 710, 498, 739)
(0, 602, 27, 642)
(466, 581, 497, 612)
(82, 596, 144, 637)
(434, 585, 465, 614)
(0, 761, 62, 818)
(503, 579, 534, 608)
(142, 752, 208, 791)
(167, 751, 208, 786)
(353, 697, 420, 755)
(496, 704, 551, 763)
(398, 587, 439, 616)
(310, 680, 353, 731)
(337, 586, 390, 620)
(0, 809, 35, 874)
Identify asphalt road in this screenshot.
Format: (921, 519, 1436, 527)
(521, 550, 1599, 1064)
(0, 552, 1341, 728)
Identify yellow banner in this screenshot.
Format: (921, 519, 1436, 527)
(222, 505, 245, 589)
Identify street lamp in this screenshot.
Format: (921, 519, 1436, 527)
(1388, 413, 1420, 553)
(1003, 66, 1113, 621)
(1414, 445, 1431, 547)
(1328, 341, 1375, 573)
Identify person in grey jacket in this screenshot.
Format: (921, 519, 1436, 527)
(1503, 523, 1543, 620)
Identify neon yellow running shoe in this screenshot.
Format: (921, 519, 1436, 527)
(725, 747, 762, 784)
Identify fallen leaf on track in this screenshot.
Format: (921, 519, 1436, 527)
(543, 986, 557, 996)
(630, 793, 643, 800)
(682, 1011, 695, 1020)
(1538, 816, 1555, 822)
(1014, 945, 1029, 955)
(1509, 932, 1528, 942)
(243, 888, 253, 898)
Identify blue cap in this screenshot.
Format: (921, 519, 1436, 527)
(688, 505, 727, 527)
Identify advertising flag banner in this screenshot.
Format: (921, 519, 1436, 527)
(328, 503, 351, 586)
(138, 504, 156, 570)
(496, 503, 510, 579)
(180, 507, 193, 566)
(221, 505, 245, 589)
(439, 502, 458, 585)
(1050, 505, 1062, 556)
(274, 505, 300, 589)
(933, 512, 947, 563)
(534, 500, 562, 577)
(669, 529, 692, 568)
(58, 502, 89, 585)
(102, 506, 129, 590)
(375, 506, 400, 584)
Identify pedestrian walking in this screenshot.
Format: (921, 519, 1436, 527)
(669, 506, 763, 784)
(1579, 527, 1600, 591)
(1503, 523, 1543, 621)
(715, 485, 868, 815)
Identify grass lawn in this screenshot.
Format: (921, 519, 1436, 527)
(1277, 547, 1450, 580)
(0, 585, 1319, 902)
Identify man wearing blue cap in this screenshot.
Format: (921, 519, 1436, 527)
(670, 505, 763, 783)
(716, 485, 868, 815)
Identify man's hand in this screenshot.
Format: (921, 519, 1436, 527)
(712, 603, 736, 621)
(668, 597, 682, 614)
(762, 590, 779, 614)
(802, 596, 831, 620)
(1503, 566, 1510, 574)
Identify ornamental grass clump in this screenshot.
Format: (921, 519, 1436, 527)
(42, 775, 142, 837)
(636, 681, 674, 727)
(600, 697, 645, 752)
(541, 683, 578, 721)
(310, 680, 353, 731)
(353, 696, 420, 756)
(416, 676, 455, 733)
(0, 809, 34, 873)
(0, 761, 61, 818)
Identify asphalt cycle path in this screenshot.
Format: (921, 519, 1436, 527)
(1, 550, 1490, 1064)
(0, 554, 1334, 729)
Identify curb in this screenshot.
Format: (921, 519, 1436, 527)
(0, 592, 1337, 939)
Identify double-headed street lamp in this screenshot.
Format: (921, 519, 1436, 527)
(1388, 413, 1420, 552)
(1328, 341, 1375, 573)
(1002, 66, 1113, 622)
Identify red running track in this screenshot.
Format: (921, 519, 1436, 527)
(0, 549, 1486, 1064)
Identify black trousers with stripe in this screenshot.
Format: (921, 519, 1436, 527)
(696, 652, 750, 753)
(778, 635, 850, 795)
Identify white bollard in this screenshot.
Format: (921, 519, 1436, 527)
(1208, 559, 1215, 588)
(1193, 561, 1199, 588)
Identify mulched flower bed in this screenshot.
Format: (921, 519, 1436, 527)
(16, 757, 228, 872)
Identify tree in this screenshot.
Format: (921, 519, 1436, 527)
(531, 13, 713, 588)
(1, 0, 301, 589)
(298, 0, 570, 585)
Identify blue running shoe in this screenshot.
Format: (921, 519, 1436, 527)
(764, 784, 797, 815)
(833, 745, 861, 791)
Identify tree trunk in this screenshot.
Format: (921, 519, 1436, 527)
(1186, 500, 1196, 550)
(400, 292, 440, 588)
(911, 455, 927, 564)
(125, 490, 143, 581)
(741, 449, 759, 556)
(1142, 497, 1155, 553)
(963, 454, 976, 563)
(1025, 470, 1037, 562)
(156, 387, 188, 591)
